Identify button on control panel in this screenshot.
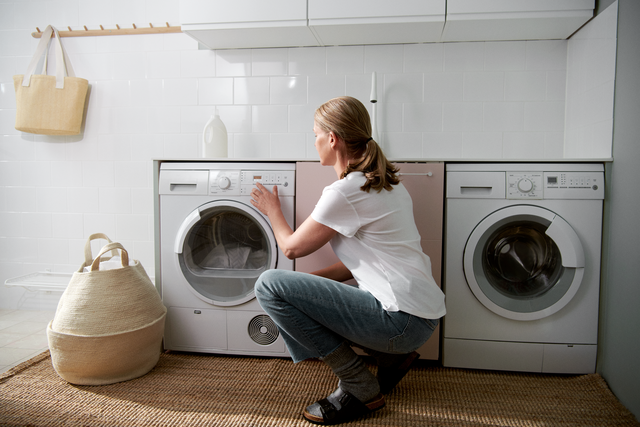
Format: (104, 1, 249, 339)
(208, 169, 295, 196)
(240, 170, 295, 196)
(544, 171, 604, 199)
(546, 173, 598, 189)
(242, 171, 289, 187)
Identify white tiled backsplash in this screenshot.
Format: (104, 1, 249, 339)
(564, 2, 618, 158)
(0, 1, 617, 309)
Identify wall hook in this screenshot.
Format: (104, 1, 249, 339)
(32, 23, 181, 38)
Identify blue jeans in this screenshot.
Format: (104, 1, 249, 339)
(255, 269, 439, 363)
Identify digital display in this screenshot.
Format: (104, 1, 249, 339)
(547, 176, 557, 185)
(253, 175, 262, 180)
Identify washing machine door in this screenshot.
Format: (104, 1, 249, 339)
(463, 205, 585, 321)
(174, 200, 277, 307)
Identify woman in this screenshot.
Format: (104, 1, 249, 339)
(250, 96, 445, 425)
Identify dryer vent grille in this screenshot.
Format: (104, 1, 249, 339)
(248, 314, 279, 346)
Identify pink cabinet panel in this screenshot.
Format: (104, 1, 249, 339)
(294, 162, 342, 276)
(295, 161, 445, 360)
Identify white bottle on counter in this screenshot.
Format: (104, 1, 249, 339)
(202, 109, 228, 158)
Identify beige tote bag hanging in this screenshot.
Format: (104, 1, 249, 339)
(47, 236, 167, 385)
(13, 25, 88, 135)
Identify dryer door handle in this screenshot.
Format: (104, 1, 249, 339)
(174, 208, 202, 254)
(546, 215, 585, 268)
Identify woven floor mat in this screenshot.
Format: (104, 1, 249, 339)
(1, 351, 638, 427)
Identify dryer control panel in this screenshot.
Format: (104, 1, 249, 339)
(208, 169, 295, 197)
(240, 170, 295, 197)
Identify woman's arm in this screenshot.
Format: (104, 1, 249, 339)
(251, 182, 337, 259)
(311, 261, 353, 282)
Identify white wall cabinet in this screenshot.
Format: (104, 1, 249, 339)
(308, 0, 445, 46)
(181, 0, 306, 24)
(179, 0, 320, 49)
(180, 0, 594, 50)
(442, 0, 595, 42)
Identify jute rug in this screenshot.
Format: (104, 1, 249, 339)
(1, 350, 637, 427)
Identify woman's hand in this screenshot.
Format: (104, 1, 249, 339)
(250, 182, 281, 217)
(250, 181, 338, 260)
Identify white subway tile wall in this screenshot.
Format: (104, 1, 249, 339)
(0, 1, 617, 310)
(565, 1, 618, 158)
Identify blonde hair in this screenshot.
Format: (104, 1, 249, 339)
(314, 96, 399, 192)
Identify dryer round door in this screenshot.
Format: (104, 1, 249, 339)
(174, 200, 277, 306)
(463, 205, 585, 321)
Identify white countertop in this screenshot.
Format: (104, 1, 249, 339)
(154, 158, 614, 163)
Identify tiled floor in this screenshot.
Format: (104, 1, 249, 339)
(0, 309, 53, 374)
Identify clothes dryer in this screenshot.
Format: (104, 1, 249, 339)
(157, 162, 294, 357)
(443, 163, 604, 373)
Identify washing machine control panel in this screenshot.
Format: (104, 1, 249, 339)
(208, 170, 295, 196)
(507, 171, 604, 200)
(507, 173, 543, 199)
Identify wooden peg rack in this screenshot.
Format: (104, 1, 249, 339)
(32, 23, 181, 38)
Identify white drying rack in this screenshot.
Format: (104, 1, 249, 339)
(5, 271, 156, 292)
(5, 271, 72, 292)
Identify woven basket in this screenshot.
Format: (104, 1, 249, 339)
(48, 234, 167, 385)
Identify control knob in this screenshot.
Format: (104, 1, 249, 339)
(517, 178, 534, 193)
(217, 176, 231, 190)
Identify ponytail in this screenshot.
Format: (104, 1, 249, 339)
(342, 138, 399, 192)
(315, 96, 399, 193)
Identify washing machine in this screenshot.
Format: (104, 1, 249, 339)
(157, 162, 294, 357)
(443, 163, 604, 374)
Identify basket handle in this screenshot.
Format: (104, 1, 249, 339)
(90, 242, 130, 272)
(84, 233, 119, 266)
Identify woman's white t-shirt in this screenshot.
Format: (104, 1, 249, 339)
(311, 171, 446, 320)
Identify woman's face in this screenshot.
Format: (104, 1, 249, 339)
(313, 122, 335, 166)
